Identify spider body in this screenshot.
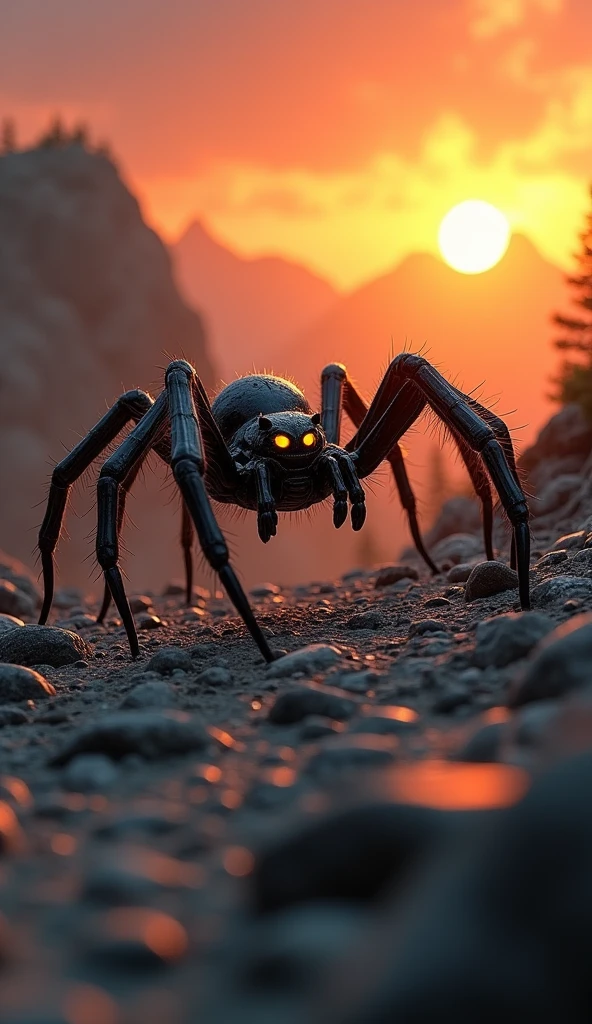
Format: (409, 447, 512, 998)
(38, 355, 531, 665)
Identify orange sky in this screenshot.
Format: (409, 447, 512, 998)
(3, 0, 592, 287)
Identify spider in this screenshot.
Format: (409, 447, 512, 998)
(37, 355, 530, 663)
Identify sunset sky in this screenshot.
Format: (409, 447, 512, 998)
(3, 0, 592, 287)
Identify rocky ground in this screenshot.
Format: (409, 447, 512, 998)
(1, 405, 592, 1023)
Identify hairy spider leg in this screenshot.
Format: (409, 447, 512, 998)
(96, 456, 147, 625)
(96, 392, 170, 657)
(350, 354, 531, 609)
(166, 360, 276, 663)
(181, 502, 194, 604)
(320, 363, 439, 573)
(447, 428, 495, 561)
(456, 390, 523, 570)
(38, 389, 155, 625)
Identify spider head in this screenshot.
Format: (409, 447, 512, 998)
(240, 411, 325, 464)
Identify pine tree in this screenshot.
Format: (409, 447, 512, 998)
(71, 122, 89, 147)
(553, 184, 592, 419)
(38, 115, 67, 148)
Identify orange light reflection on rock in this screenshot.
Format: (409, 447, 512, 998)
(364, 705, 418, 722)
(108, 908, 188, 960)
(51, 833, 77, 856)
(388, 760, 529, 810)
(223, 845, 255, 877)
(63, 984, 119, 1024)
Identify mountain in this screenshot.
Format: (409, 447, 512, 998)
(171, 220, 339, 383)
(220, 234, 568, 585)
(0, 142, 214, 592)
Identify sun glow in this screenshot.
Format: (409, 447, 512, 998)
(438, 200, 510, 274)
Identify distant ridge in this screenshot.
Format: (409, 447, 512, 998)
(171, 219, 339, 383)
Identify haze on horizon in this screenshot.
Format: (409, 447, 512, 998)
(2, 0, 592, 288)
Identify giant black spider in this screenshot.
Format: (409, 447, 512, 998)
(37, 355, 530, 663)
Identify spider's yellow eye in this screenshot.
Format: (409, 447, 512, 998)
(273, 434, 291, 449)
(302, 432, 316, 447)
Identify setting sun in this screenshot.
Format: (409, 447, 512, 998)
(438, 200, 511, 275)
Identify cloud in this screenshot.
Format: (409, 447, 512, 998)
(468, 0, 563, 39)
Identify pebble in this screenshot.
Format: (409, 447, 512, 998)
(194, 666, 232, 686)
(334, 669, 378, 693)
(552, 530, 586, 551)
(52, 710, 208, 764)
(0, 625, 92, 667)
(570, 548, 592, 568)
(129, 594, 154, 612)
(0, 800, 25, 854)
(53, 587, 83, 608)
(266, 644, 342, 678)
(63, 753, 120, 792)
(510, 614, 592, 706)
(299, 716, 343, 740)
(147, 646, 193, 675)
(431, 533, 482, 565)
(346, 610, 386, 631)
(268, 683, 358, 724)
(513, 700, 561, 748)
(464, 561, 519, 602)
(251, 802, 443, 911)
(446, 563, 474, 583)
(0, 581, 34, 619)
(78, 907, 187, 970)
(535, 550, 568, 570)
(0, 614, 24, 634)
(305, 734, 397, 778)
(121, 680, 178, 709)
(0, 705, 30, 726)
(423, 596, 451, 608)
(250, 582, 281, 597)
(82, 847, 192, 905)
(137, 612, 164, 630)
(0, 663, 56, 701)
(408, 619, 448, 638)
(455, 721, 504, 762)
(473, 612, 555, 668)
(531, 575, 592, 607)
(349, 706, 419, 735)
(374, 565, 419, 587)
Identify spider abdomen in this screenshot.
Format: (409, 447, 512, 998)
(211, 375, 311, 441)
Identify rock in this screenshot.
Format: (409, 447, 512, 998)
(0, 800, 25, 855)
(535, 550, 568, 570)
(251, 802, 444, 912)
(0, 625, 92, 667)
(513, 701, 561, 748)
(334, 670, 378, 693)
(432, 684, 471, 714)
(0, 614, 24, 634)
(464, 561, 519, 602)
(52, 710, 208, 764)
(53, 587, 84, 609)
(0, 705, 30, 726)
(346, 611, 386, 631)
(0, 551, 40, 605)
(473, 612, 555, 668)
(147, 646, 193, 675)
(251, 582, 281, 597)
(266, 644, 342, 678)
(0, 581, 34, 619)
(79, 908, 187, 969)
(129, 594, 154, 613)
(62, 753, 119, 792)
(82, 848, 192, 905)
(521, 403, 592, 465)
(430, 533, 482, 566)
(120, 679, 177, 709)
(136, 613, 163, 630)
(299, 716, 343, 740)
(531, 575, 592, 608)
(446, 563, 474, 583)
(455, 721, 504, 762)
(553, 531, 586, 552)
(424, 596, 451, 608)
(349, 706, 419, 735)
(409, 619, 448, 638)
(425, 497, 482, 546)
(570, 548, 592, 569)
(374, 565, 419, 587)
(0, 664, 55, 701)
(510, 614, 592, 706)
(268, 684, 358, 725)
(535, 474, 582, 516)
(194, 666, 232, 686)
(305, 734, 397, 778)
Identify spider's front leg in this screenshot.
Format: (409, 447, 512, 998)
(254, 462, 278, 543)
(320, 447, 367, 531)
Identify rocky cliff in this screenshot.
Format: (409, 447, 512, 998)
(0, 142, 214, 590)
